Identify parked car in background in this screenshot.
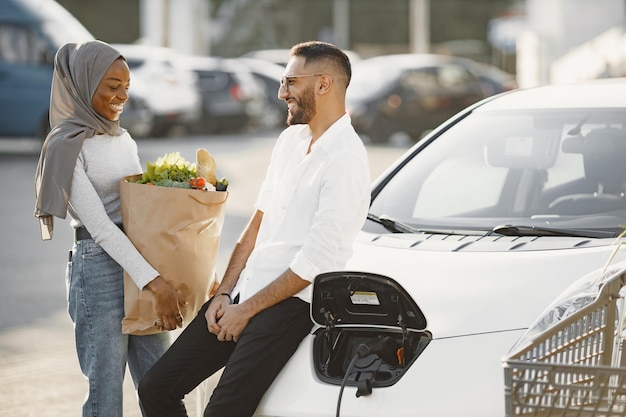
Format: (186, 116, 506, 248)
(475, 61, 518, 96)
(236, 57, 287, 129)
(240, 49, 291, 66)
(0, 0, 94, 140)
(119, 93, 155, 139)
(198, 79, 626, 416)
(112, 43, 202, 137)
(241, 48, 361, 67)
(346, 53, 492, 143)
(177, 55, 266, 134)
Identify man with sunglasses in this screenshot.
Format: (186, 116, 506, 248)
(139, 40, 371, 417)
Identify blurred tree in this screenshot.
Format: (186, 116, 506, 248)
(56, 0, 140, 44)
(431, 0, 514, 43)
(54, 0, 516, 60)
(350, 0, 410, 45)
(212, 0, 515, 58)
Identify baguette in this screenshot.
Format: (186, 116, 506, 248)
(196, 148, 217, 186)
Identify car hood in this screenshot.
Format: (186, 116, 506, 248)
(345, 231, 626, 340)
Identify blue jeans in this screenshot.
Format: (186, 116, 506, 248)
(67, 239, 170, 417)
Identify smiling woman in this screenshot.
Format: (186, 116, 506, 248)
(91, 58, 130, 121)
(34, 40, 184, 417)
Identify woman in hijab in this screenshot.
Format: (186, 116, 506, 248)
(34, 40, 186, 417)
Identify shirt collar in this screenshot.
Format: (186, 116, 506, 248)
(309, 112, 352, 153)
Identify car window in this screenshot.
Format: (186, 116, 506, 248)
(401, 65, 479, 93)
(401, 68, 438, 92)
(0, 24, 47, 64)
(438, 64, 478, 89)
(370, 108, 626, 231)
(414, 147, 506, 217)
(40, 17, 93, 48)
(197, 71, 230, 92)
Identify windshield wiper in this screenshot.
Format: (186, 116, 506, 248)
(367, 213, 419, 233)
(366, 213, 486, 236)
(492, 224, 617, 239)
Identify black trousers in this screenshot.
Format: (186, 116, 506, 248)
(138, 296, 312, 417)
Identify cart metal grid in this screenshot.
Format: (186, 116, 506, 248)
(503, 271, 626, 417)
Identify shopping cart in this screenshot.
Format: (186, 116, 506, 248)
(503, 271, 626, 417)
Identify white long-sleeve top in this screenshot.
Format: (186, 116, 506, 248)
(232, 113, 371, 304)
(67, 131, 158, 289)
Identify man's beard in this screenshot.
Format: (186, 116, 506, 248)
(287, 87, 316, 126)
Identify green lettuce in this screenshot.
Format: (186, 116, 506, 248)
(139, 152, 197, 185)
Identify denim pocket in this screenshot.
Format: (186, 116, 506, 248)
(81, 241, 107, 259)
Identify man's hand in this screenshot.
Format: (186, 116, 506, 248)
(206, 295, 251, 342)
(206, 293, 230, 334)
(147, 276, 187, 331)
(206, 268, 310, 342)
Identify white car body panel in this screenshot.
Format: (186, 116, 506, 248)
(248, 233, 625, 416)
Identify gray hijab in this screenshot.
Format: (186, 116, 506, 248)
(34, 40, 125, 240)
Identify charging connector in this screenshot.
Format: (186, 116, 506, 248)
(335, 336, 393, 417)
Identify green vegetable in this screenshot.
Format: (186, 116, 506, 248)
(136, 152, 229, 191)
(153, 179, 192, 189)
(216, 177, 229, 191)
(139, 152, 196, 186)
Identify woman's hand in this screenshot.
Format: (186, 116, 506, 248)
(147, 276, 187, 331)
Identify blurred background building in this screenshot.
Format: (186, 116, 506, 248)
(56, 0, 626, 88)
(56, 0, 508, 61)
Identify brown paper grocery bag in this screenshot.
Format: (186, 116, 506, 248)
(120, 174, 228, 335)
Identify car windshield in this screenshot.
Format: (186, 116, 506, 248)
(369, 108, 626, 235)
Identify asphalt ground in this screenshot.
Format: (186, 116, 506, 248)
(0, 312, 191, 417)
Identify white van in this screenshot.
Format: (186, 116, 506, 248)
(0, 0, 154, 140)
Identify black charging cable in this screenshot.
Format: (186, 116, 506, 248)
(335, 337, 391, 417)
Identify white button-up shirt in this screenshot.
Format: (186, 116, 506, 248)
(233, 113, 371, 303)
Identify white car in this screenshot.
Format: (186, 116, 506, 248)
(112, 43, 202, 136)
(199, 79, 626, 416)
